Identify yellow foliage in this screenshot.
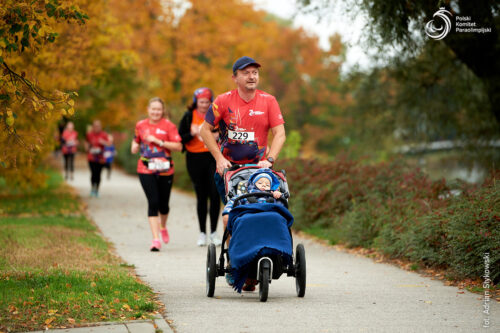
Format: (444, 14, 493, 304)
(1, 0, 348, 188)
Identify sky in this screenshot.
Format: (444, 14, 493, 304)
(249, 0, 371, 73)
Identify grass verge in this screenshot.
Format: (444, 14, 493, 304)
(0, 168, 159, 331)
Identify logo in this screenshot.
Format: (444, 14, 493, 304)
(425, 7, 453, 40)
(249, 109, 264, 116)
(156, 128, 166, 135)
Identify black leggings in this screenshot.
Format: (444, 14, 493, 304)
(64, 154, 74, 173)
(186, 152, 220, 233)
(88, 161, 104, 189)
(139, 173, 173, 217)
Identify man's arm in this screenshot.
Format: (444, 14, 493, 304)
(200, 121, 231, 174)
(257, 124, 286, 168)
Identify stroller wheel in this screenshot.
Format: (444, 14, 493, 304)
(295, 244, 306, 297)
(259, 258, 271, 302)
(206, 243, 216, 297)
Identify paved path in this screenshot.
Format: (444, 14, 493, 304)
(68, 160, 497, 333)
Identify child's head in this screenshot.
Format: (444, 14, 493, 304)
(253, 174, 272, 191)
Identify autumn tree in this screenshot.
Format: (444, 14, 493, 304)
(169, 0, 348, 153)
(0, 0, 133, 187)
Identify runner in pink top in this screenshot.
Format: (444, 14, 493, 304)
(84, 120, 112, 197)
(61, 121, 79, 180)
(131, 97, 182, 252)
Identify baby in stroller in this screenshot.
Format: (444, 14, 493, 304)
(222, 169, 284, 218)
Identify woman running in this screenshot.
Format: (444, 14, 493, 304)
(179, 88, 221, 246)
(61, 121, 78, 180)
(131, 97, 182, 251)
(85, 120, 112, 197)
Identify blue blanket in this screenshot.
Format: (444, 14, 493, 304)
(227, 203, 294, 292)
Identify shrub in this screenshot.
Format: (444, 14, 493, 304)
(278, 157, 497, 282)
(442, 176, 500, 283)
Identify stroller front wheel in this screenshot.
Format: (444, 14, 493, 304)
(206, 243, 216, 297)
(295, 243, 306, 297)
(259, 258, 271, 302)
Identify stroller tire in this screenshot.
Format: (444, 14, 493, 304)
(259, 259, 271, 302)
(206, 243, 216, 297)
(295, 243, 306, 297)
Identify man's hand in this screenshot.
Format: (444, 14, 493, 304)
(145, 135, 158, 143)
(257, 159, 273, 169)
(216, 156, 232, 175)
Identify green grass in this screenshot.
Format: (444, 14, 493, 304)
(0, 169, 159, 331)
(0, 169, 80, 216)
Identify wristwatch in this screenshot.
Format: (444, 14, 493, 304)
(267, 156, 275, 165)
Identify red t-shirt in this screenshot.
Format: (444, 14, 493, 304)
(86, 131, 110, 163)
(205, 89, 284, 164)
(62, 129, 78, 155)
(134, 118, 181, 175)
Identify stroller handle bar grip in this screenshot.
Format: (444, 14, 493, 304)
(222, 164, 259, 181)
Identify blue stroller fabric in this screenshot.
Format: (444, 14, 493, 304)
(227, 203, 294, 292)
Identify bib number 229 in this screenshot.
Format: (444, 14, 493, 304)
(228, 130, 254, 142)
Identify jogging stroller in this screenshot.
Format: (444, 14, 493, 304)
(205, 165, 306, 302)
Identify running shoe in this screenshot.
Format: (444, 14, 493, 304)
(242, 283, 256, 292)
(160, 228, 169, 244)
(197, 232, 207, 246)
(242, 278, 257, 292)
(225, 272, 234, 286)
(210, 232, 222, 246)
(150, 239, 161, 252)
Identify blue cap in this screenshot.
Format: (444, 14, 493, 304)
(232, 56, 261, 73)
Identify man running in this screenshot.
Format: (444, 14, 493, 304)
(200, 56, 286, 204)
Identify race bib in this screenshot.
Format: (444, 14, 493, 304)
(148, 158, 171, 171)
(228, 130, 254, 142)
(89, 147, 102, 154)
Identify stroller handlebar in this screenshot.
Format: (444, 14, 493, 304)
(232, 191, 289, 209)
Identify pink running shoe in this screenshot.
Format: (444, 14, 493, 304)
(150, 239, 161, 252)
(160, 228, 169, 244)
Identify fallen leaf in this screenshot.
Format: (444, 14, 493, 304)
(67, 318, 75, 324)
(45, 317, 55, 325)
